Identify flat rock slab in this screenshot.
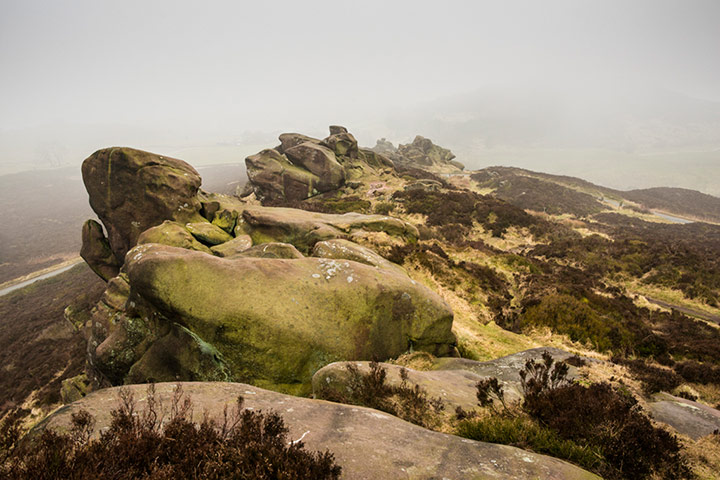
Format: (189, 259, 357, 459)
(430, 348, 587, 403)
(37, 382, 599, 480)
(314, 361, 486, 411)
(649, 392, 720, 440)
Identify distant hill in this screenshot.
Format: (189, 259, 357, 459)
(470, 165, 720, 223)
(623, 187, 720, 223)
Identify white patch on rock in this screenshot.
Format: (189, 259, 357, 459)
(290, 430, 310, 445)
(347, 276, 353, 283)
(367, 412, 390, 420)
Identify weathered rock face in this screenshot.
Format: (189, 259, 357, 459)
(284, 142, 345, 190)
(312, 239, 404, 273)
(80, 219, 121, 281)
(209, 234, 253, 257)
(81, 147, 204, 270)
(38, 382, 601, 480)
(101, 243, 455, 393)
(241, 205, 419, 252)
(245, 148, 320, 203)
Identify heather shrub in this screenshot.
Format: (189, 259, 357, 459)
(612, 356, 683, 394)
(317, 361, 445, 429)
(0, 385, 341, 480)
(457, 352, 692, 480)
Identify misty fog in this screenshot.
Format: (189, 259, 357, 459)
(1, 0, 720, 193)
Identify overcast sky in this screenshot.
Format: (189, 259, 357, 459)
(1, 0, 720, 166)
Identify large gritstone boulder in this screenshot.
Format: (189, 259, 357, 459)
(88, 243, 455, 394)
(81, 147, 204, 271)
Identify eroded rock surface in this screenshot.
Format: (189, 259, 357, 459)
(80, 219, 121, 281)
(38, 382, 601, 480)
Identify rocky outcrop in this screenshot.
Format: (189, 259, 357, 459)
(245, 126, 392, 204)
(372, 135, 464, 173)
(77, 140, 456, 403)
(38, 382, 601, 480)
(81, 147, 204, 276)
(284, 142, 345, 190)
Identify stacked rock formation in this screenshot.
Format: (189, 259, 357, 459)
(78, 139, 456, 394)
(245, 126, 393, 203)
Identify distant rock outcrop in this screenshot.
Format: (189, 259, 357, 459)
(245, 126, 392, 204)
(38, 382, 601, 480)
(372, 135, 464, 173)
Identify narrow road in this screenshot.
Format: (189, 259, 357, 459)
(0, 258, 84, 297)
(645, 296, 720, 325)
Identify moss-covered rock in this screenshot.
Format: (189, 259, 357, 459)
(136, 220, 213, 253)
(210, 234, 253, 257)
(81, 147, 204, 263)
(211, 208, 238, 233)
(185, 222, 233, 246)
(235, 242, 304, 259)
(242, 205, 419, 252)
(125, 323, 229, 384)
(322, 132, 359, 157)
(80, 219, 121, 281)
(312, 239, 403, 273)
(119, 243, 455, 393)
(60, 374, 91, 404)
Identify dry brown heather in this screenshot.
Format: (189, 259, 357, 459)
(0, 264, 104, 420)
